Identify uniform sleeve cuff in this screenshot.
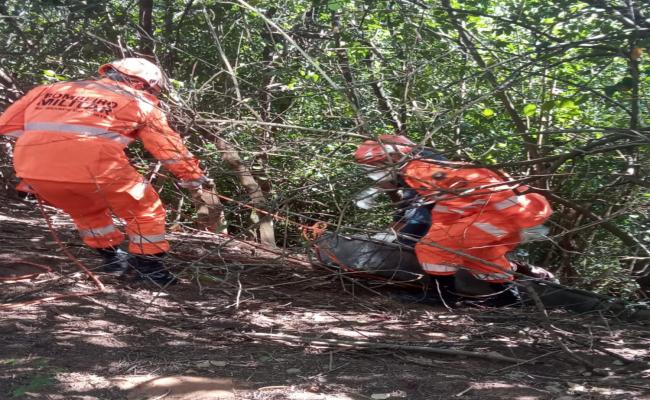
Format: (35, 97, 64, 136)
(178, 176, 209, 189)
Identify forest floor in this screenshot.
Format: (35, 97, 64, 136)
(1, 192, 650, 400)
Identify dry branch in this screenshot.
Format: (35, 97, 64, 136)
(243, 331, 527, 363)
(524, 285, 596, 370)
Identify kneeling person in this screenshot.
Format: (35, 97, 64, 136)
(355, 135, 553, 305)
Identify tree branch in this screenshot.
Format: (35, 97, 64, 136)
(546, 192, 650, 256)
(441, 0, 540, 165)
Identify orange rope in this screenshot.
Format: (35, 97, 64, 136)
(302, 222, 328, 241)
(202, 188, 330, 240)
(0, 261, 51, 281)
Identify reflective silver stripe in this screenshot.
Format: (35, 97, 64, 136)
(24, 122, 133, 146)
(79, 224, 118, 238)
(473, 222, 508, 238)
(459, 199, 487, 209)
(432, 205, 451, 213)
(473, 272, 512, 281)
(161, 158, 193, 165)
(421, 263, 458, 273)
(129, 233, 166, 244)
(494, 195, 521, 211)
(432, 205, 464, 214)
(5, 130, 23, 138)
(433, 199, 488, 215)
(161, 152, 194, 165)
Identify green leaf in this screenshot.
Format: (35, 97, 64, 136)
(169, 79, 184, 89)
(484, 154, 496, 164)
(42, 70, 56, 77)
(541, 101, 555, 112)
(523, 104, 537, 117)
(482, 108, 495, 118)
(327, 0, 342, 11)
(559, 100, 577, 110)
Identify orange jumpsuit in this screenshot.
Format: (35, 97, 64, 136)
(0, 78, 205, 254)
(402, 160, 551, 282)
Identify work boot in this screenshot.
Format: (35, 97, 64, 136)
(426, 275, 460, 306)
(129, 253, 177, 286)
(96, 247, 130, 274)
(483, 282, 522, 307)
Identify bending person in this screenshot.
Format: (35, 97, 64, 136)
(0, 58, 211, 285)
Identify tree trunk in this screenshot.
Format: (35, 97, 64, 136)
(332, 12, 368, 135)
(201, 6, 276, 247)
(199, 127, 276, 247)
(138, 0, 154, 56)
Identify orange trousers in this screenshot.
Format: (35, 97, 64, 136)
(415, 213, 519, 282)
(23, 179, 169, 255)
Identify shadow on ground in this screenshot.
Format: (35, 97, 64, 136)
(1, 195, 649, 400)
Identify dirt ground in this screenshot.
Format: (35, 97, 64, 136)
(1, 193, 650, 400)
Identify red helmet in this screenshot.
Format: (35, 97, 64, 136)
(354, 135, 415, 165)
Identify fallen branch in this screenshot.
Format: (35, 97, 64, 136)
(524, 285, 596, 370)
(243, 331, 526, 363)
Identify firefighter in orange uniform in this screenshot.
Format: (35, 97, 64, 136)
(355, 135, 552, 305)
(0, 58, 211, 285)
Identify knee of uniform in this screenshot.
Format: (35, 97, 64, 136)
(145, 203, 167, 218)
(416, 247, 464, 266)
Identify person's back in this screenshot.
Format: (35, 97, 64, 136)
(8, 75, 204, 186)
(10, 78, 155, 186)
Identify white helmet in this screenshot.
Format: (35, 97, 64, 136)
(98, 58, 164, 94)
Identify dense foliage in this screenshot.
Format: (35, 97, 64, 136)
(1, 0, 649, 296)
